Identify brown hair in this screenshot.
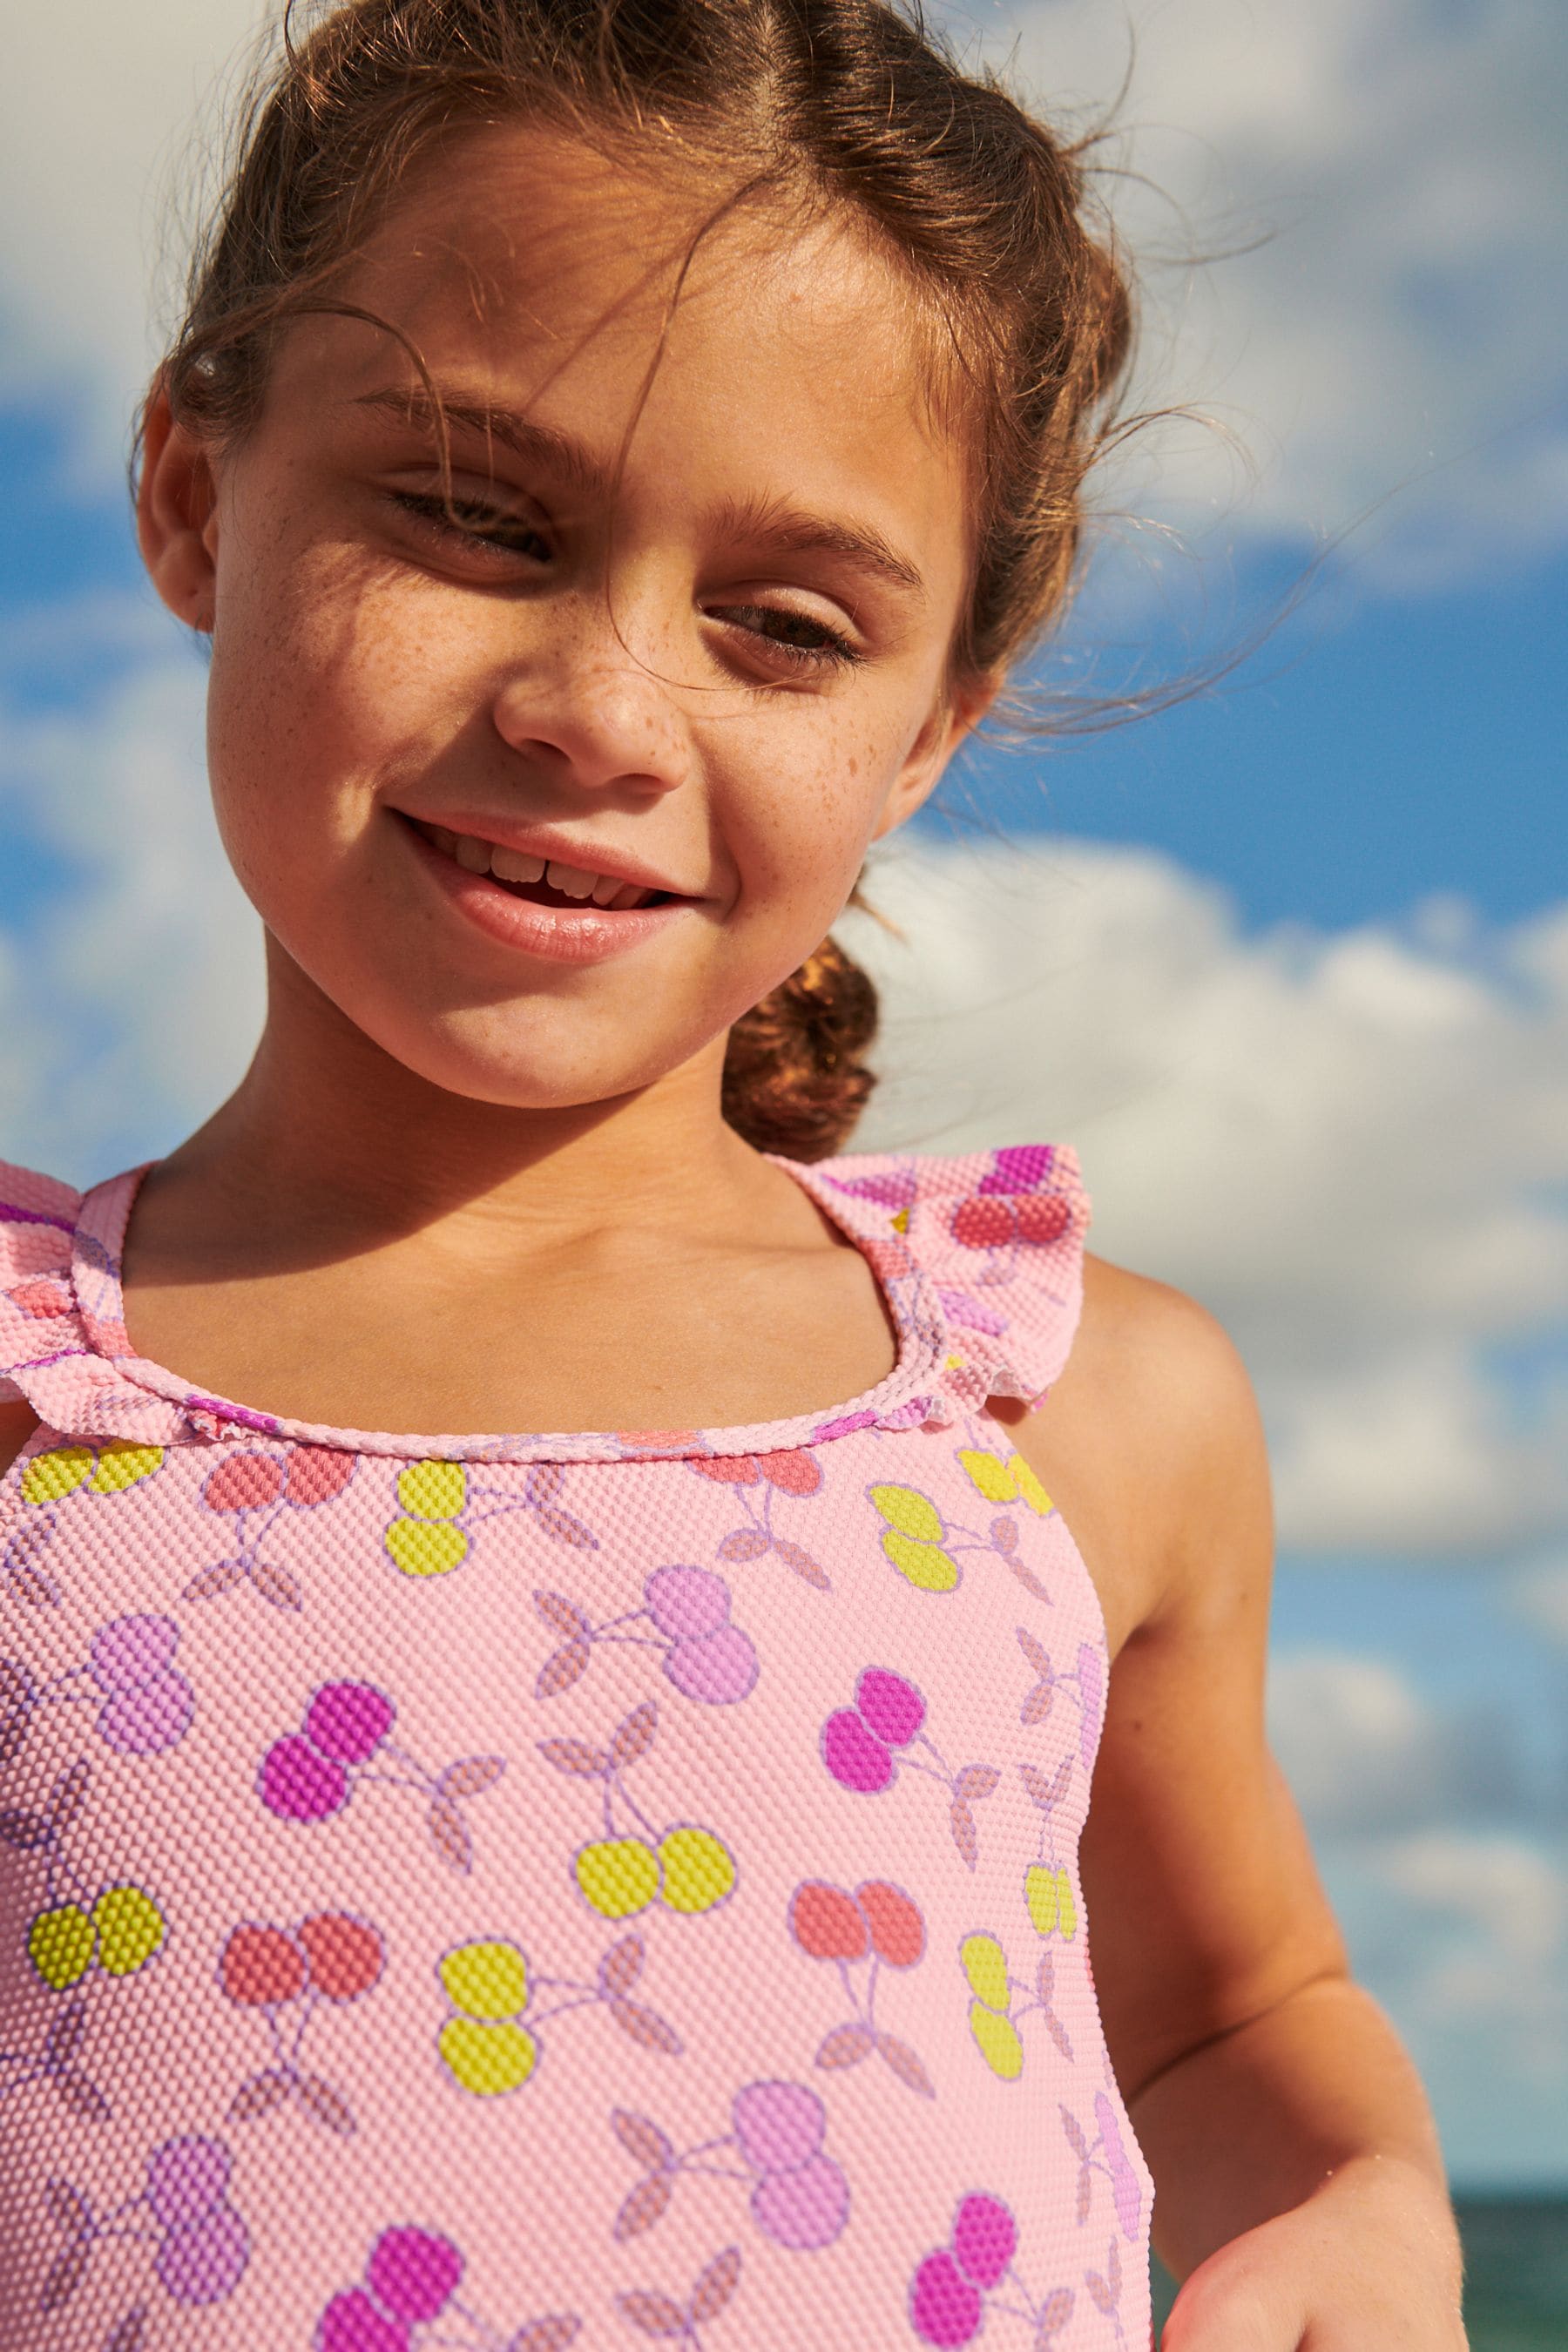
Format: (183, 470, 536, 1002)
(150, 0, 1133, 1159)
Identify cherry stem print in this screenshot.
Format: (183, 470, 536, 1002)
(532, 1566, 758, 1707)
(1013, 1747, 1079, 1944)
(960, 1934, 1073, 2082)
(687, 1446, 831, 1590)
(616, 2246, 743, 2348)
(1, 1614, 194, 1772)
(42, 2135, 249, 2328)
(1016, 1627, 1104, 1769)
(610, 2081, 849, 2255)
(222, 1910, 386, 2133)
(186, 1445, 356, 1609)
(436, 1927, 682, 2098)
(820, 1669, 999, 1870)
(536, 1700, 737, 1924)
(257, 1680, 505, 1875)
(787, 1877, 934, 2097)
(384, 1458, 599, 1583)
(909, 2192, 1080, 2349)
(316, 2224, 581, 2351)
(868, 1452, 1058, 1601)
(1062, 2094, 1144, 2254)
(6, 1440, 166, 1607)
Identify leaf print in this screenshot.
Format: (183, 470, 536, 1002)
(815, 2023, 875, 2071)
(537, 1740, 609, 1778)
(1044, 2011, 1073, 2062)
(105, 2309, 149, 2352)
(612, 2109, 672, 2170)
(600, 1938, 646, 1997)
(611, 1701, 658, 1770)
(1005, 1559, 1052, 1604)
(1019, 1759, 1071, 1812)
(1060, 2105, 1089, 2160)
(439, 1755, 508, 1798)
(956, 1764, 999, 1802)
(510, 2321, 581, 2352)
(427, 1794, 474, 1875)
(1021, 1679, 1054, 1727)
(536, 1642, 590, 1699)
(0, 1808, 51, 1848)
(229, 2071, 294, 2123)
(528, 1464, 566, 1504)
(875, 2032, 935, 2099)
(1017, 1628, 1051, 1677)
(41, 2239, 91, 2310)
(772, 1538, 831, 1590)
(535, 1592, 591, 1641)
(47, 1761, 90, 1835)
(691, 2247, 742, 2321)
(1085, 2269, 1115, 2315)
(617, 2290, 688, 2338)
(716, 1526, 770, 1564)
(4, 1518, 60, 1605)
(1075, 2166, 1093, 2227)
(614, 2172, 673, 2241)
(1037, 2287, 1075, 2341)
(44, 2180, 91, 2236)
(990, 1515, 1019, 1554)
(295, 2072, 355, 2134)
(250, 1560, 302, 1612)
(536, 1504, 598, 1550)
(1106, 2240, 1122, 2296)
(949, 1797, 978, 1870)
(182, 1560, 247, 1602)
(53, 2072, 111, 2122)
(45, 2004, 87, 2069)
(610, 1998, 683, 2057)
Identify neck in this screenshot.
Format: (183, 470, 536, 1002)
(147, 936, 766, 1265)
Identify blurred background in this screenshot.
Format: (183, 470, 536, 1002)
(1, 1, 1563, 2337)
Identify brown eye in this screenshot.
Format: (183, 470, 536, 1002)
(708, 602, 861, 670)
(391, 491, 551, 565)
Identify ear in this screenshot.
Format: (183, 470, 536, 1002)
(137, 381, 221, 632)
(870, 671, 1000, 842)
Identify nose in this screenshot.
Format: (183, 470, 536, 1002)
(491, 625, 692, 798)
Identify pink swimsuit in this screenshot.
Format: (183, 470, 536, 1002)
(0, 1143, 1153, 2350)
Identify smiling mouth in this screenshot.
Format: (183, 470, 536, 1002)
(406, 818, 678, 910)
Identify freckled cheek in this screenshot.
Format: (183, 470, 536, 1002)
(715, 722, 896, 943)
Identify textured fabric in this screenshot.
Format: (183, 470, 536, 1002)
(0, 1144, 1154, 2350)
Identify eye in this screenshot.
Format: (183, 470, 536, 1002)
(389, 489, 551, 565)
(707, 601, 862, 672)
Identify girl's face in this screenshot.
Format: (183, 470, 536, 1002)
(143, 128, 983, 1112)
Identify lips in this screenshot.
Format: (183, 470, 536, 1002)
(397, 813, 698, 967)
(400, 815, 690, 910)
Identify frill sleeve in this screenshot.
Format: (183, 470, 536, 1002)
(0, 1159, 83, 1406)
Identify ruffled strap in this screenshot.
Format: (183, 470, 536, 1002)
(814, 1142, 1090, 1423)
(0, 1159, 197, 1443)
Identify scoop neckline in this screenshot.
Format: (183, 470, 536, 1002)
(67, 1152, 951, 1464)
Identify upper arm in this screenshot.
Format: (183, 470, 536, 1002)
(0, 1399, 39, 1478)
(1000, 1260, 1348, 2102)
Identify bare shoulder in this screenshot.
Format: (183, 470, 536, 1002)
(0, 1400, 39, 1479)
(992, 1251, 1271, 1656)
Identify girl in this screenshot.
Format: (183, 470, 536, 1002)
(0, 3, 1464, 2347)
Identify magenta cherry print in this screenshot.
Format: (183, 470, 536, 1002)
(909, 2193, 1078, 2348)
(533, 1565, 758, 1707)
(611, 2080, 849, 2254)
(820, 1669, 999, 1869)
(258, 1681, 504, 1872)
(316, 2224, 580, 2350)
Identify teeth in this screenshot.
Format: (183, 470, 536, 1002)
(590, 872, 623, 906)
(490, 847, 547, 884)
(545, 861, 598, 899)
(453, 834, 491, 874)
(428, 826, 459, 858)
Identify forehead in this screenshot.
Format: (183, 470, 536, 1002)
(267, 125, 970, 589)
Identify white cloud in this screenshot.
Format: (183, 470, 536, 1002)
(843, 836, 1568, 1555)
(1509, 1558, 1568, 1646)
(0, 1, 1564, 580)
(1268, 1649, 1511, 1832)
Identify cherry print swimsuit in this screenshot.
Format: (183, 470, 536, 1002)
(0, 1145, 1154, 2349)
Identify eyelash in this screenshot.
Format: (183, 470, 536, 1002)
(389, 491, 862, 673)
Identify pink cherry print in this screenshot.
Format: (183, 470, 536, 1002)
(643, 1565, 730, 1639)
(260, 1734, 349, 1822)
(731, 2080, 826, 2172)
(88, 1613, 179, 1693)
(821, 1709, 893, 1794)
(750, 2153, 849, 2249)
(98, 1670, 194, 1756)
(1095, 2092, 1143, 2239)
(855, 1668, 925, 1746)
(365, 2227, 463, 2323)
(909, 2250, 983, 2347)
(663, 1625, 758, 1705)
(305, 1681, 395, 1764)
(156, 2207, 249, 2304)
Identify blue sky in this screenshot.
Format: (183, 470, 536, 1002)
(2, 0, 1565, 2188)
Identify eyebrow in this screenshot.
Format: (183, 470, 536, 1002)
(349, 382, 927, 601)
